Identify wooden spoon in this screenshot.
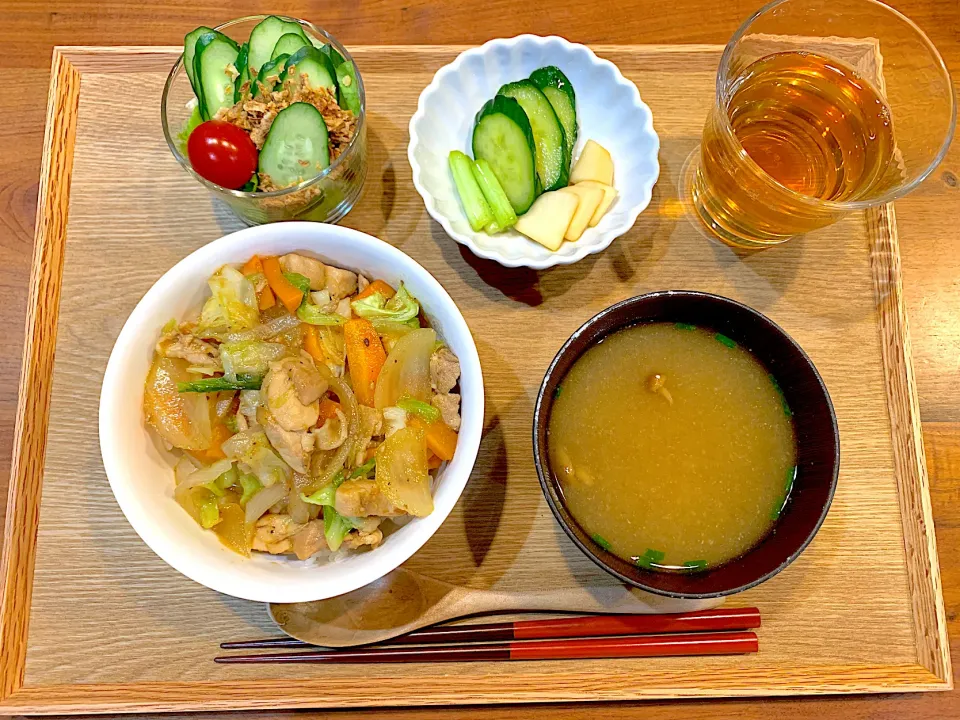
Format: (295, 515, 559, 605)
(270, 567, 723, 647)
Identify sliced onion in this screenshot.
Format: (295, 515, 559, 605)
(244, 482, 288, 524)
(177, 458, 233, 492)
(307, 369, 360, 493)
(174, 454, 200, 485)
(374, 329, 436, 410)
(225, 313, 301, 344)
(287, 486, 310, 524)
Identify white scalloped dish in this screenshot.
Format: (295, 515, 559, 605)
(408, 35, 660, 270)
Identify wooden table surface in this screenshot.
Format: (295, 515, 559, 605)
(1, 0, 958, 717)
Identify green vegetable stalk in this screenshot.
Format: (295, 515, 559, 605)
(472, 157, 518, 230)
(449, 150, 494, 231)
(177, 374, 262, 393)
(397, 394, 441, 424)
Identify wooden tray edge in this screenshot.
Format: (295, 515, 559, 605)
(0, 663, 950, 715)
(868, 203, 952, 683)
(0, 44, 951, 711)
(0, 48, 78, 702)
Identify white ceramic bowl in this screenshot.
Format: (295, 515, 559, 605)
(99, 223, 484, 603)
(409, 35, 660, 270)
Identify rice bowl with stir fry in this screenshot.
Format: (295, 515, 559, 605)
(100, 223, 482, 602)
(145, 253, 463, 561)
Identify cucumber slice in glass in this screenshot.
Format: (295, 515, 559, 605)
(255, 54, 289, 96)
(336, 61, 361, 114)
(281, 46, 337, 93)
(183, 26, 214, 96)
(318, 43, 346, 69)
(194, 33, 240, 120)
(248, 16, 308, 76)
(259, 102, 331, 189)
(472, 95, 540, 214)
(272, 32, 309, 60)
(497, 80, 568, 191)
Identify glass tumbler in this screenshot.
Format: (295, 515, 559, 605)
(161, 15, 367, 226)
(685, 0, 955, 248)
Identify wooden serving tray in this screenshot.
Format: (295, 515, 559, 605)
(0, 43, 950, 713)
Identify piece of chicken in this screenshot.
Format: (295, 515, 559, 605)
(357, 274, 370, 294)
(430, 347, 460, 394)
(431, 392, 461, 431)
(290, 519, 327, 560)
(159, 333, 221, 370)
(279, 253, 326, 290)
(263, 413, 313, 473)
(252, 514, 306, 555)
(263, 356, 327, 431)
(325, 265, 358, 300)
(334, 479, 404, 517)
(342, 528, 384, 550)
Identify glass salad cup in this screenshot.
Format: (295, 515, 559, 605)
(161, 15, 367, 226)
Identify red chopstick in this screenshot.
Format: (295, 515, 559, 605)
(215, 631, 758, 663)
(221, 607, 761, 649)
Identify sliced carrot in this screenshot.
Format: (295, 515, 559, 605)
(344, 318, 387, 407)
(427, 451, 442, 470)
(303, 324, 325, 362)
(189, 423, 233, 463)
(241, 255, 263, 276)
(262, 255, 303, 313)
(258, 284, 276, 310)
(317, 396, 341, 423)
(363, 447, 377, 462)
(409, 416, 458, 461)
(355, 279, 396, 302)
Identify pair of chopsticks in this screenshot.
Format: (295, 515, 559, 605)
(216, 607, 760, 664)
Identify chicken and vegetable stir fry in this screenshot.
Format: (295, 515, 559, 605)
(143, 252, 462, 559)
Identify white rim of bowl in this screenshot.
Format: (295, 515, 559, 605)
(408, 34, 660, 270)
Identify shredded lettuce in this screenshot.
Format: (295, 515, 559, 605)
(221, 429, 292, 487)
(176, 106, 203, 154)
(301, 470, 346, 507)
(221, 340, 288, 379)
(300, 460, 376, 507)
(371, 318, 420, 337)
(318, 326, 345, 363)
(350, 457, 376, 480)
(297, 304, 348, 325)
(199, 495, 221, 528)
(351, 283, 420, 323)
(198, 266, 260, 334)
(238, 472, 262, 505)
(323, 505, 362, 551)
(284, 272, 312, 297)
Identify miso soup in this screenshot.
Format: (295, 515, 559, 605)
(548, 322, 797, 571)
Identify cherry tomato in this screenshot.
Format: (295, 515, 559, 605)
(187, 120, 258, 190)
